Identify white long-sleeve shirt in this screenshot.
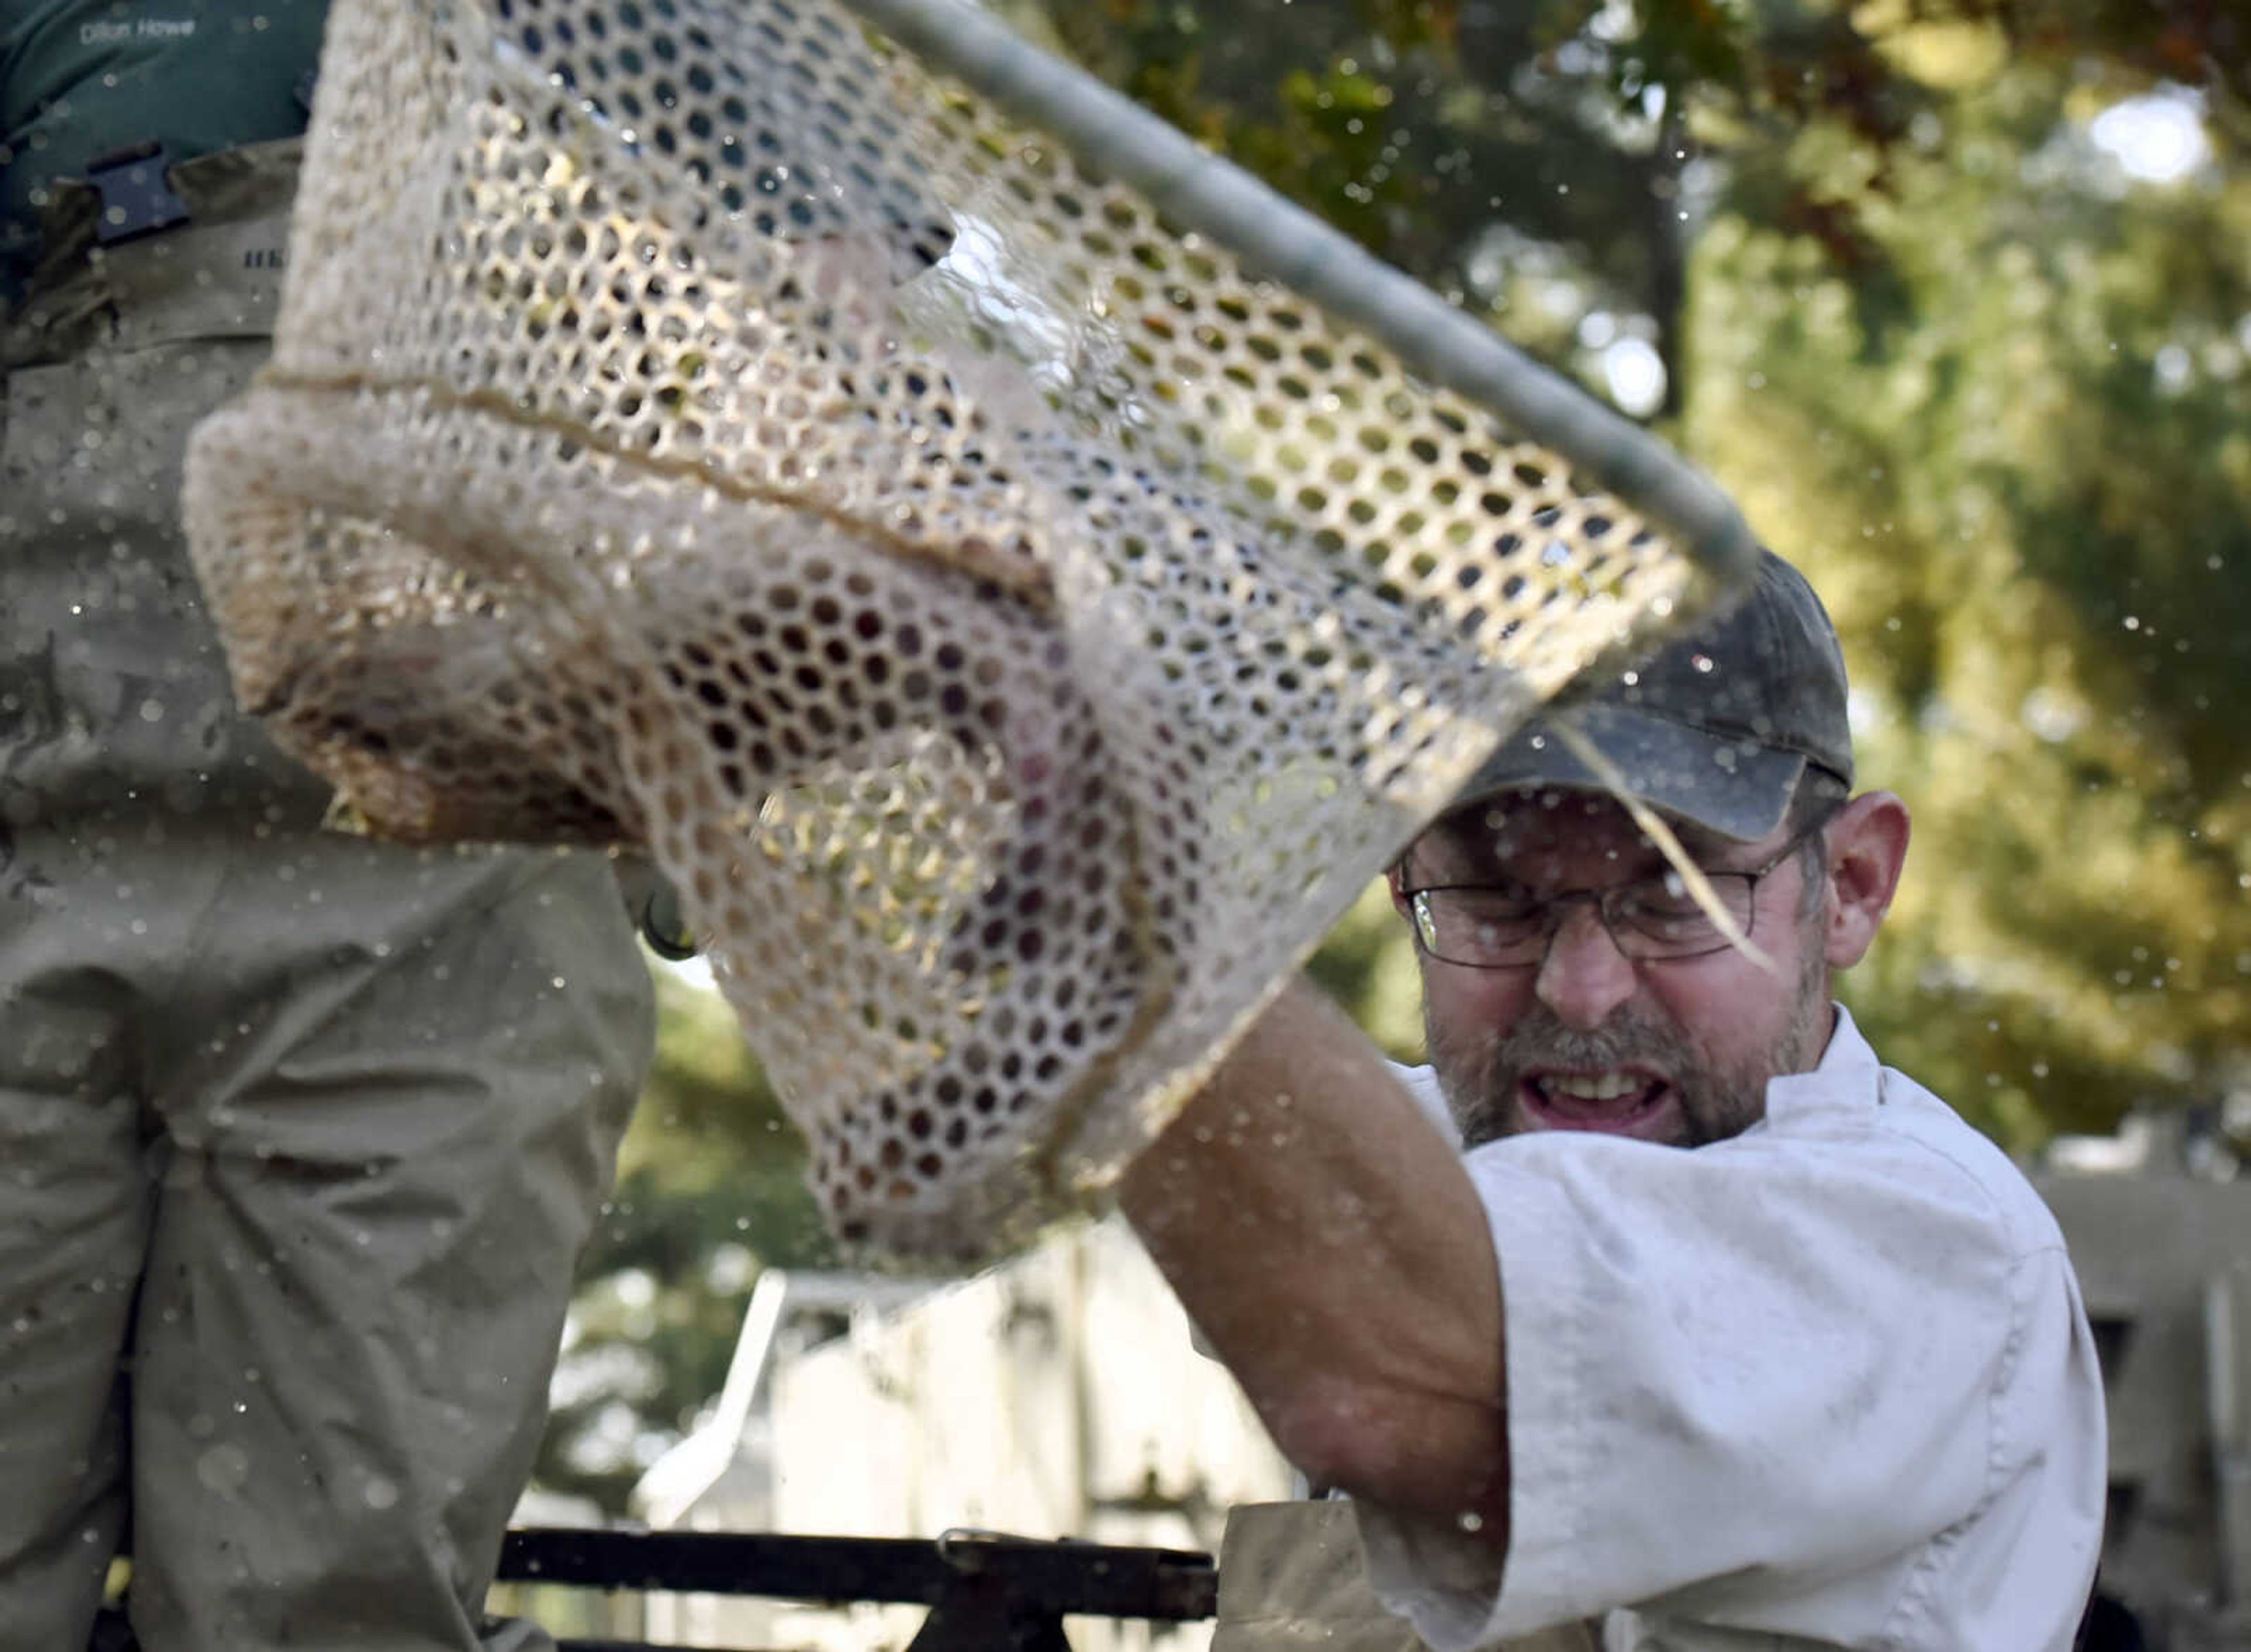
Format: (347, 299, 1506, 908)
(1359, 1007, 2107, 1650)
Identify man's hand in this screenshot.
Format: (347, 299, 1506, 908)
(1119, 978, 1510, 1549)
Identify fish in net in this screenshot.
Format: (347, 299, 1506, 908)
(182, 0, 1756, 1259)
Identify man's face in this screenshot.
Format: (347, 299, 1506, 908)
(1403, 789, 1834, 1150)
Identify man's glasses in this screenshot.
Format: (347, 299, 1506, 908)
(1402, 814, 1835, 970)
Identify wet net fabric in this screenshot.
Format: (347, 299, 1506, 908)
(185, 0, 1720, 1257)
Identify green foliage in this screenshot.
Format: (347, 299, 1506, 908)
(1305, 878, 1427, 1062)
(1689, 59, 2251, 1145)
(1045, 0, 1698, 389)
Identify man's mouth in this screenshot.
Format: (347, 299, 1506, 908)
(1520, 1069, 1675, 1138)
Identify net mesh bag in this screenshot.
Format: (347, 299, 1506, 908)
(183, 0, 1750, 1259)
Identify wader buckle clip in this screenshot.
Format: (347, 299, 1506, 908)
(84, 142, 191, 247)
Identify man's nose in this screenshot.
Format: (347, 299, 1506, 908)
(1533, 900, 1638, 1031)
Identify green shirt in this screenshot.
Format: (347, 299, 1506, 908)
(2, 0, 327, 296)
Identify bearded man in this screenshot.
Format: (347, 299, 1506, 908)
(1123, 551, 2107, 1649)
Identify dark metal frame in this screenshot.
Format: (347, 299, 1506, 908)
(497, 1527, 1218, 1651)
(91, 1528, 1217, 1651)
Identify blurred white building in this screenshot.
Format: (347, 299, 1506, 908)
(630, 1217, 1293, 1650)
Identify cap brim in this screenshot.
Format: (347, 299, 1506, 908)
(1458, 702, 1808, 843)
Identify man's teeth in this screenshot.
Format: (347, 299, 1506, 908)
(1540, 1072, 1648, 1102)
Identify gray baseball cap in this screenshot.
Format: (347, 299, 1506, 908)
(1460, 550, 1853, 842)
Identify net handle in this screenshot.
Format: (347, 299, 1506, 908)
(839, 0, 1761, 589)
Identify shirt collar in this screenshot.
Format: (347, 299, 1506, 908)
(1760, 1002, 1881, 1123)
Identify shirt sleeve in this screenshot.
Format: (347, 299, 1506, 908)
(1356, 1117, 2039, 1647)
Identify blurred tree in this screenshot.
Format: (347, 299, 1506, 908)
(1036, 0, 2242, 412)
(1692, 60, 2251, 1145)
(1038, 0, 1708, 409)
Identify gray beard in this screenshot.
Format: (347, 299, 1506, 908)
(1428, 932, 1832, 1150)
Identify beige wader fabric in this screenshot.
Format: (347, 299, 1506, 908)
(0, 140, 656, 1652)
(1214, 1503, 1598, 1652)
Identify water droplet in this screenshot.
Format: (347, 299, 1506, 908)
(197, 1443, 250, 1495)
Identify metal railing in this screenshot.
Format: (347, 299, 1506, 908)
(92, 1527, 1218, 1651)
(501, 1527, 1218, 1651)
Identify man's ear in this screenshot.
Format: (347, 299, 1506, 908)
(1820, 791, 1910, 970)
(1386, 862, 1412, 919)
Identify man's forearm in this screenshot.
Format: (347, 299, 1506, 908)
(1119, 978, 1509, 1543)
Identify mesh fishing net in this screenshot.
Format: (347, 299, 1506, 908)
(183, 0, 1749, 1257)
